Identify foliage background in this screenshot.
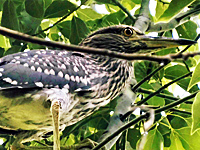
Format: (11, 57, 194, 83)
(0, 0, 200, 149)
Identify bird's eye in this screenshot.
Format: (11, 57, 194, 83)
(123, 28, 133, 37)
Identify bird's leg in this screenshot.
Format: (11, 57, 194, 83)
(51, 100, 60, 150)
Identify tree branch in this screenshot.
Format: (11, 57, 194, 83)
(132, 64, 167, 92)
(136, 72, 192, 105)
(33, 1, 88, 36)
(133, 0, 150, 32)
(112, 0, 136, 21)
(92, 91, 198, 150)
(137, 88, 193, 104)
(0, 26, 199, 63)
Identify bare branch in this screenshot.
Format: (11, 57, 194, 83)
(134, 0, 151, 32)
(92, 91, 198, 150)
(137, 72, 192, 105)
(33, 1, 88, 36)
(112, 0, 136, 21)
(0, 26, 199, 62)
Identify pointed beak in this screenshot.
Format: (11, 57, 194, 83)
(128, 35, 196, 53)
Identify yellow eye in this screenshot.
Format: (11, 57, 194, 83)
(123, 28, 133, 37)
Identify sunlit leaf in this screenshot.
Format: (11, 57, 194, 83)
(188, 61, 200, 91)
(143, 128, 164, 150)
(158, 0, 195, 21)
(169, 131, 185, 150)
(191, 92, 200, 134)
(176, 127, 200, 149)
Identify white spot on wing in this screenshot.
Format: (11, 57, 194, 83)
(35, 82, 44, 87)
(35, 62, 39, 65)
(37, 67, 42, 72)
(44, 69, 49, 75)
(0, 73, 2, 76)
(21, 53, 28, 57)
(31, 66, 35, 71)
(76, 76, 80, 82)
(23, 63, 29, 67)
(65, 74, 70, 80)
(58, 71, 63, 78)
(64, 84, 69, 89)
(0, 68, 4, 72)
(16, 61, 20, 64)
(50, 69, 55, 75)
(71, 76, 75, 82)
(61, 64, 66, 69)
(74, 66, 79, 72)
(3, 77, 12, 83)
(14, 56, 20, 59)
(11, 80, 18, 85)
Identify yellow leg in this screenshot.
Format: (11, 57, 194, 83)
(51, 100, 60, 150)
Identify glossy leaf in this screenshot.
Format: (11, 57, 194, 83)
(169, 131, 185, 150)
(44, 1, 76, 18)
(1, 0, 20, 31)
(176, 127, 200, 149)
(191, 92, 200, 134)
(143, 128, 164, 150)
(188, 61, 200, 91)
(158, 0, 195, 21)
(25, 0, 45, 18)
(69, 16, 90, 45)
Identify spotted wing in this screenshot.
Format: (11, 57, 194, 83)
(0, 50, 95, 92)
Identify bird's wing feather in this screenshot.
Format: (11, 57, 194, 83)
(0, 50, 94, 92)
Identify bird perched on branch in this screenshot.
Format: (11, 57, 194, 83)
(0, 25, 195, 149)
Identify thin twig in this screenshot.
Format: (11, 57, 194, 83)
(137, 72, 192, 105)
(33, 1, 88, 36)
(92, 91, 198, 150)
(132, 64, 167, 92)
(137, 88, 193, 104)
(112, 0, 136, 21)
(0, 26, 199, 62)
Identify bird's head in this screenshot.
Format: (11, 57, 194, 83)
(80, 25, 196, 53)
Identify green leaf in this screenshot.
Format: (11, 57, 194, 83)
(25, 0, 45, 18)
(0, 35, 11, 49)
(176, 21, 197, 40)
(1, 0, 20, 31)
(143, 128, 164, 150)
(57, 21, 71, 39)
(18, 11, 42, 34)
(191, 92, 200, 134)
(77, 8, 103, 21)
(44, 1, 76, 18)
(188, 61, 200, 91)
(164, 65, 188, 80)
(176, 127, 200, 149)
(147, 96, 165, 106)
(169, 131, 185, 150)
(127, 128, 141, 149)
(155, 0, 169, 21)
(158, 0, 195, 21)
(69, 16, 90, 45)
(102, 10, 126, 25)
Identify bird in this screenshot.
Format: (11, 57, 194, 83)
(0, 25, 196, 149)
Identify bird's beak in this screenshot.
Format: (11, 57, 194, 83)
(128, 35, 196, 53)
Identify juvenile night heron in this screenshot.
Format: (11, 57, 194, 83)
(0, 25, 195, 149)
